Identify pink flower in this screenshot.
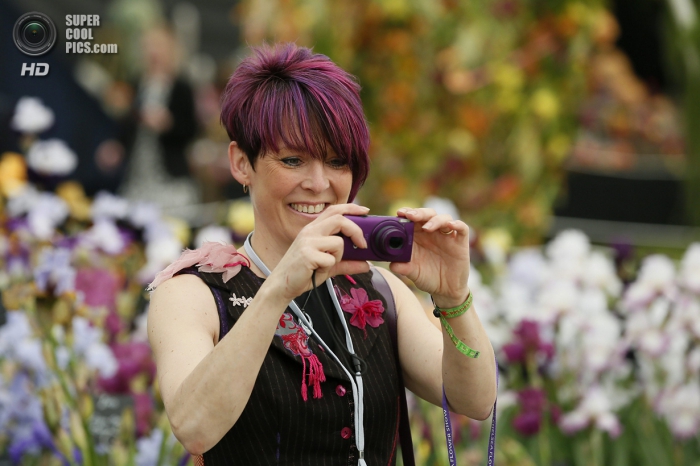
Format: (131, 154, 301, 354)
(148, 241, 249, 290)
(340, 288, 385, 335)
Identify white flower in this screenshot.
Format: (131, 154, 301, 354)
(129, 202, 161, 229)
(27, 193, 69, 240)
(138, 234, 184, 283)
(0, 312, 32, 357)
(71, 317, 118, 378)
(26, 139, 78, 176)
(637, 255, 676, 289)
(423, 196, 460, 220)
(679, 243, 700, 293)
(582, 252, 622, 297)
(91, 191, 130, 221)
(6, 185, 41, 216)
(11, 97, 55, 133)
(81, 219, 125, 255)
(536, 278, 579, 321)
(668, 0, 697, 31)
(135, 428, 165, 466)
(506, 248, 550, 289)
(559, 386, 622, 437)
(657, 382, 700, 438)
(194, 225, 231, 248)
(546, 230, 590, 264)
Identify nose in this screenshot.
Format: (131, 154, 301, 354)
(301, 160, 330, 193)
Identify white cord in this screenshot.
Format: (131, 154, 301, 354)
(244, 233, 367, 465)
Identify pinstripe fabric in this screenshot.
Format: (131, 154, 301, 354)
(190, 267, 401, 465)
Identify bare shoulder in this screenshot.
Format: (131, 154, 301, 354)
(148, 273, 221, 408)
(148, 273, 220, 347)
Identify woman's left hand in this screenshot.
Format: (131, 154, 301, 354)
(389, 208, 470, 308)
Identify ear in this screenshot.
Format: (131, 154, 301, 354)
(228, 141, 253, 186)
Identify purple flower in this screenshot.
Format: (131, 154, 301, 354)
(33, 248, 75, 295)
(98, 342, 156, 394)
(75, 268, 120, 311)
(135, 427, 164, 466)
(502, 320, 554, 363)
(513, 411, 542, 436)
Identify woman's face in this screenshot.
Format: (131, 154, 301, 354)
(245, 145, 353, 248)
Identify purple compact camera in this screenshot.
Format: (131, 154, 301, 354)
(341, 215, 414, 262)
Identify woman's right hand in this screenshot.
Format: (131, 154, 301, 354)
(267, 203, 372, 301)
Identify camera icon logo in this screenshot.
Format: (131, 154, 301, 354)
(13, 12, 57, 57)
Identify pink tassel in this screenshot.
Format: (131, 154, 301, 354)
(301, 356, 309, 401)
(308, 354, 326, 399)
(299, 354, 326, 401)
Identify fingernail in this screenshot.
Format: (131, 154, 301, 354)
(397, 208, 407, 213)
(423, 221, 434, 229)
(407, 209, 417, 215)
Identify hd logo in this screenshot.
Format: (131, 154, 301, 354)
(21, 62, 49, 76)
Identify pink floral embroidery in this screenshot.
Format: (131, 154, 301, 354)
(148, 242, 249, 290)
(340, 288, 385, 336)
(276, 314, 326, 401)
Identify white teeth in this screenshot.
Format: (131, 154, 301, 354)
(290, 203, 325, 214)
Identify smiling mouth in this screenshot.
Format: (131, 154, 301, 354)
(289, 203, 327, 214)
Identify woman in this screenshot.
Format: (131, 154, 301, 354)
(148, 43, 496, 465)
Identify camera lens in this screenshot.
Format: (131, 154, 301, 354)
(388, 237, 403, 249)
(373, 222, 408, 258)
(13, 12, 57, 57)
(23, 22, 46, 45)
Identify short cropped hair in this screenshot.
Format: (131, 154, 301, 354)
(220, 43, 370, 202)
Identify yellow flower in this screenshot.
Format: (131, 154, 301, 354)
(530, 88, 560, 120)
(491, 63, 525, 91)
(481, 228, 513, 267)
(56, 181, 92, 221)
(228, 199, 255, 237)
(164, 216, 191, 247)
(386, 199, 419, 216)
(546, 134, 572, 162)
(0, 152, 27, 197)
(447, 129, 477, 158)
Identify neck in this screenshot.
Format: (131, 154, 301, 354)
(248, 226, 291, 274)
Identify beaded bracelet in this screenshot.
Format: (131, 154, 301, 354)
(432, 292, 480, 358)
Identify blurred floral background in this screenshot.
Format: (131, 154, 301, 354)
(1, 0, 700, 464)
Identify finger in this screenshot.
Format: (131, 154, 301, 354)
(421, 214, 457, 232)
(449, 220, 470, 238)
(388, 260, 411, 277)
(397, 207, 437, 223)
(308, 215, 368, 249)
(304, 236, 346, 262)
(331, 260, 371, 277)
(317, 203, 370, 221)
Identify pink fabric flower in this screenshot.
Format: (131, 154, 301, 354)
(340, 288, 385, 335)
(148, 241, 249, 290)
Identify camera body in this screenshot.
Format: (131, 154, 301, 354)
(341, 215, 414, 262)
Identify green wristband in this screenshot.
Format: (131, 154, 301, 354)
(431, 292, 480, 358)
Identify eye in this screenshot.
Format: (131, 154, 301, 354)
(281, 157, 302, 167)
(327, 158, 348, 169)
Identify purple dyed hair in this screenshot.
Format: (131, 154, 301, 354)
(220, 43, 370, 202)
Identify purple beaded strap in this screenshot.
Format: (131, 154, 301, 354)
(442, 360, 498, 466)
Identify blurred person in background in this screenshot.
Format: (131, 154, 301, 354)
(116, 24, 199, 210)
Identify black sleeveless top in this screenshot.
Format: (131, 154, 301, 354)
(183, 266, 401, 466)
